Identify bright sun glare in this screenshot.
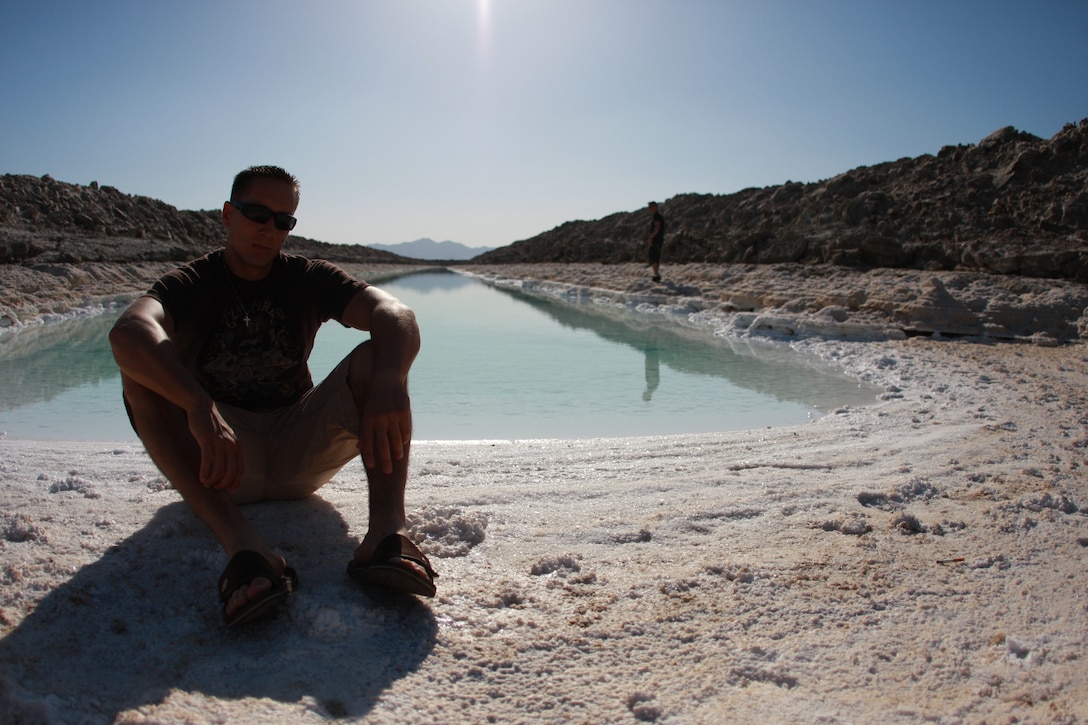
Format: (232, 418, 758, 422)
(476, 0, 492, 68)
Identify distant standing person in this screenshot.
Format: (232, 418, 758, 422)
(647, 201, 665, 282)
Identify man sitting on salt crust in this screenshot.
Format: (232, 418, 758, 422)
(109, 165, 437, 627)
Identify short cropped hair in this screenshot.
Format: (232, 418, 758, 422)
(231, 165, 300, 203)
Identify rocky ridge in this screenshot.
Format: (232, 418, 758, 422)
(3, 120, 1087, 336)
(0, 174, 422, 326)
(475, 121, 1088, 281)
(0, 174, 408, 266)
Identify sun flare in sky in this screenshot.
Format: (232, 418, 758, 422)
(476, 0, 493, 73)
(478, 0, 492, 40)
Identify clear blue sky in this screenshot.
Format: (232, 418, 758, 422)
(3, 1, 1085, 249)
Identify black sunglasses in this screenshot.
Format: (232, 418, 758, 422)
(228, 201, 297, 231)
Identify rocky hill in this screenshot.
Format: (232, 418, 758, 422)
(5, 120, 1085, 279)
(475, 120, 1088, 281)
(0, 174, 410, 265)
(3, 120, 1087, 331)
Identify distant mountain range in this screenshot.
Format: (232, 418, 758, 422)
(368, 238, 497, 261)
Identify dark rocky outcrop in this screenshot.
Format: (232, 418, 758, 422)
(4, 120, 1086, 279)
(0, 175, 410, 265)
(474, 120, 1088, 281)
(2, 117, 1086, 331)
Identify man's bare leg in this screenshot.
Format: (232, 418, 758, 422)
(345, 343, 430, 580)
(353, 443, 413, 558)
(121, 374, 284, 618)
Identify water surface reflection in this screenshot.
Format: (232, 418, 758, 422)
(0, 270, 878, 441)
(485, 281, 877, 413)
(0, 313, 121, 412)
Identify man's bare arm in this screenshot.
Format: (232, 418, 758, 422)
(341, 286, 421, 473)
(109, 297, 208, 411)
(109, 297, 244, 490)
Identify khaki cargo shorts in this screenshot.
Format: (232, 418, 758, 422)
(218, 355, 361, 504)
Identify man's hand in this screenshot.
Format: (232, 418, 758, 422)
(187, 403, 245, 491)
(358, 380, 412, 474)
(112, 295, 247, 490)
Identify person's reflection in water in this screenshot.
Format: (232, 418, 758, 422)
(642, 337, 661, 402)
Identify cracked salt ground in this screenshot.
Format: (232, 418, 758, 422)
(2, 335, 1088, 722)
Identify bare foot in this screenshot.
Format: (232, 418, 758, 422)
(352, 530, 431, 581)
(224, 577, 274, 619)
(222, 551, 287, 621)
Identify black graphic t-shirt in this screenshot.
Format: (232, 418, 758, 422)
(146, 250, 367, 410)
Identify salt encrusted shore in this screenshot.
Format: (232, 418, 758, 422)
(2, 262, 1088, 723)
(0, 262, 434, 331)
(5, 261, 1088, 344)
(459, 262, 1088, 344)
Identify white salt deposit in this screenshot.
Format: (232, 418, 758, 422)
(2, 267, 1088, 723)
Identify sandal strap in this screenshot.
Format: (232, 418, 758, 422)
(218, 550, 290, 602)
(373, 534, 439, 580)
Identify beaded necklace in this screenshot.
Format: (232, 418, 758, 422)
(223, 257, 272, 328)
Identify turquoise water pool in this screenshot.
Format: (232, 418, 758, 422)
(0, 270, 878, 441)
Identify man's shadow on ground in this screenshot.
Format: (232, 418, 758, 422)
(0, 496, 437, 722)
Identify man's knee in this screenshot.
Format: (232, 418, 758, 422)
(346, 340, 376, 395)
(121, 375, 185, 435)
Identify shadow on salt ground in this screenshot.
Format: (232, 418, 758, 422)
(0, 496, 437, 722)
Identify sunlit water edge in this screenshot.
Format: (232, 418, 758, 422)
(0, 274, 881, 442)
